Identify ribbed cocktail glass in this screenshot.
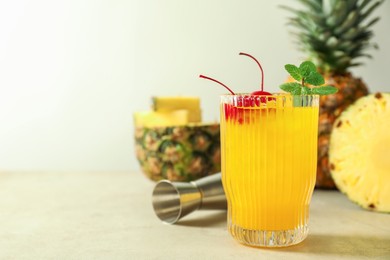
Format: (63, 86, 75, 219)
(220, 94, 319, 247)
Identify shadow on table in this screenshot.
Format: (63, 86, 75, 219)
(176, 211, 227, 228)
(281, 233, 390, 258)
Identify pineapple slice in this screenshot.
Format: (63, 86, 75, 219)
(133, 110, 189, 128)
(329, 93, 390, 212)
(152, 96, 202, 123)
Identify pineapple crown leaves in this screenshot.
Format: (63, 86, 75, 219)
(281, 0, 384, 74)
(279, 61, 338, 95)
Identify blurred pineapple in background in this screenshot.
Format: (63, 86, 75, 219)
(133, 96, 221, 182)
(284, 0, 384, 188)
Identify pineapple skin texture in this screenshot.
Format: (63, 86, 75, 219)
(329, 93, 390, 213)
(134, 124, 221, 182)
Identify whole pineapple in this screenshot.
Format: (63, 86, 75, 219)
(284, 0, 384, 188)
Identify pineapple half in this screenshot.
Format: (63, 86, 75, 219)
(284, 0, 384, 188)
(134, 96, 221, 182)
(329, 93, 390, 212)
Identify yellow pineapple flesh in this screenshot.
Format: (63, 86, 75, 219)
(329, 93, 390, 212)
(152, 96, 202, 123)
(133, 110, 189, 128)
(134, 96, 202, 127)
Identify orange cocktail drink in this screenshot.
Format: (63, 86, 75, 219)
(220, 94, 319, 247)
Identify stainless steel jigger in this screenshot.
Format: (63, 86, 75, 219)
(152, 173, 227, 224)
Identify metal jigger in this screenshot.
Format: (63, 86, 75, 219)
(152, 173, 227, 224)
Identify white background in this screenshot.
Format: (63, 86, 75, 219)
(0, 0, 389, 172)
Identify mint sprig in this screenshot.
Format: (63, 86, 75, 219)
(279, 61, 338, 96)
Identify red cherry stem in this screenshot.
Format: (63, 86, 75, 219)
(199, 75, 236, 95)
(239, 52, 264, 92)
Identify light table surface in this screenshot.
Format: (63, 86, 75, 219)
(0, 171, 389, 259)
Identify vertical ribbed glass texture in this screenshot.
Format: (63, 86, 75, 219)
(220, 94, 319, 247)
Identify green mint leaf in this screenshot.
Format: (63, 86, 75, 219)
(305, 71, 325, 86)
(312, 86, 339, 95)
(299, 61, 316, 77)
(285, 64, 302, 81)
(301, 86, 311, 95)
(281, 61, 337, 97)
(279, 82, 302, 93)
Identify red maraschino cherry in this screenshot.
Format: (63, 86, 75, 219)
(199, 53, 275, 124)
(239, 52, 272, 96)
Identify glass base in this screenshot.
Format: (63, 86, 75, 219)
(228, 223, 308, 248)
